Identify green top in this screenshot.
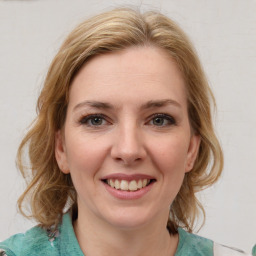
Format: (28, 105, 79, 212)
(252, 245, 256, 256)
(0, 212, 254, 256)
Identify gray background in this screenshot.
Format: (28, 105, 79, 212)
(0, 0, 255, 252)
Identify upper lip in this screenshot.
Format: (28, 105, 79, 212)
(101, 173, 156, 181)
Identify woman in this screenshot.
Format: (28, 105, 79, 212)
(0, 7, 254, 256)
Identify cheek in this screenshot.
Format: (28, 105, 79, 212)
(149, 137, 189, 203)
(148, 135, 189, 172)
(64, 133, 110, 177)
(64, 137, 107, 198)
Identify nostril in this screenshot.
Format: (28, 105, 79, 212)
(110, 134, 147, 164)
(113, 155, 143, 165)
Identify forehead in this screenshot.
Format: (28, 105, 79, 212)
(69, 46, 187, 109)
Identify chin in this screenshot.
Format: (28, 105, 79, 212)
(101, 207, 155, 231)
(108, 217, 150, 231)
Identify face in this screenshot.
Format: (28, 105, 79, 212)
(55, 46, 200, 230)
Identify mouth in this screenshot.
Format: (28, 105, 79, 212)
(102, 178, 156, 192)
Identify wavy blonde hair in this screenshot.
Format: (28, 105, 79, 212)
(17, 7, 223, 232)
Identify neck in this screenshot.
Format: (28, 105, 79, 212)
(73, 207, 178, 256)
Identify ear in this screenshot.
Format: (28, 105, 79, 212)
(55, 130, 70, 174)
(185, 134, 201, 173)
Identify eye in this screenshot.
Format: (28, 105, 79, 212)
(79, 114, 108, 127)
(148, 114, 176, 127)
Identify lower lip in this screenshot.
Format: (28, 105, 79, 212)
(102, 181, 154, 200)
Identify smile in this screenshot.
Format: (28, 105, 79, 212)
(101, 174, 156, 199)
(106, 179, 151, 191)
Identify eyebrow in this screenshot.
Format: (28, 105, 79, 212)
(141, 99, 181, 110)
(73, 101, 114, 112)
(73, 99, 181, 112)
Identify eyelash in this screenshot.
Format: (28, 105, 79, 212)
(78, 113, 176, 127)
(147, 113, 176, 127)
(79, 114, 109, 127)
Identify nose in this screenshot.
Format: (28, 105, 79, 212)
(110, 123, 147, 165)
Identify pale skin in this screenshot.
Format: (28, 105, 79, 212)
(55, 46, 201, 256)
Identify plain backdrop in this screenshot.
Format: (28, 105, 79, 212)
(0, 0, 255, 253)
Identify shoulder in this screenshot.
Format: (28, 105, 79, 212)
(214, 243, 253, 256)
(176, 228, 213, 255)
(0, 225, 59, 256)
(0, 212, 83, 256)
(176, 228, 253, 256)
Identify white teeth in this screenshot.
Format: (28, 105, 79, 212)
(129, 180, 137, 191)
(137, 179, 142, 189)
(114, 179, 120, 189)
(106, 179, 151, 191)
(109, 179, 114, 188)
(120, 180, 129, 190)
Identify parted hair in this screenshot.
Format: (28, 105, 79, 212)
(17, 7, 223, 233)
